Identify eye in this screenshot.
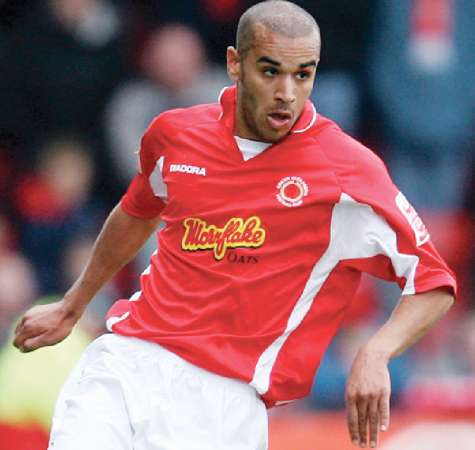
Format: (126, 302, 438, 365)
(296, 71, 311, 80)
(263, 67, 279, 77)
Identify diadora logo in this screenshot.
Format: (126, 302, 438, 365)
(276, 176, 309, 207)
(182, 216, 266, 260)
(170, 163, 206, 176)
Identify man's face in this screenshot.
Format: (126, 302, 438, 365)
(227, 25, 319, 142)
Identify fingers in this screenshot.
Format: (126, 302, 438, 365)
(13, 317, 43, 351)
(14, 316, 26, 334)
(346, 394, 370, 448)
(347, 393, 390, 448)
(346, 397, 360, 447)
(21, 335, 50, 353)
(368, 397, 379, 448)
(379, 392, 390, 432)
(12, 302, 74, 353)
(346, 352, 391, 448)
(13, 321, 30, 350)
(13, 310, 36, 348)
(14, 319, 71, 352)
(367, 393, 391, 448)
(14, 325, 52, 352)
(13, 326, 39, 352)
(357, 398, 369, 447)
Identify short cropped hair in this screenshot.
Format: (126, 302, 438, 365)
(236, 1, 320, 55)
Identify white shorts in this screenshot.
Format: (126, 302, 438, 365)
(48, 333, 268, 450)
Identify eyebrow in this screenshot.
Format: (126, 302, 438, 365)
(257, 56, 317, 69)
(299, 60, 317, 69)
(257, 56, 281, 66)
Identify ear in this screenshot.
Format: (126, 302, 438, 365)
(226, 46, 241, 82)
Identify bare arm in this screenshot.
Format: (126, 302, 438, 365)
(345, 288, 454, 448)
(13, 204, 160, 352)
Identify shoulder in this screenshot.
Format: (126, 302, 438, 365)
(312, 115, 392, 195)
(144, 103, 222, 145)
(138, 102, 221, 169)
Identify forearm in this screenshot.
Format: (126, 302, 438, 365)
(63, 204, 160, 316)
(362, 288, 454, 362)
(345, 288, 454, 446)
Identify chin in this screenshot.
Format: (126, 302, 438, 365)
(267, 129, 291, 142)
(254, 126, 289, 143)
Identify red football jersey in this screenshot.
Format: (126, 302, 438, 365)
(106, 86, 456, 407)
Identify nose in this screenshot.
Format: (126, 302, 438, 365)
(275, 75, 296, 104)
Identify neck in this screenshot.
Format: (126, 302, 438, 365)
(234, 96, 256, 140)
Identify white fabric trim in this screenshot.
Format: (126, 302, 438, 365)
(250, 192, 420, 395)
(106, 312, 130, 332)
(149, 156, 168, 201)
(217, 85, 230, 120)
(129, 291, 141, 302)
(234, 136, 272, 161)
(217, 85, 228, 104)
(291, 103, 317, 134)
(106, 291, 142, 331)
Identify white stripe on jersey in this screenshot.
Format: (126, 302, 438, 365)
(105, 258, 153, 331)
(150, 156, 168, 201)
(130, 291, 142, 301)
(106, 312, 130, 332)
(250, 192, 419, 395)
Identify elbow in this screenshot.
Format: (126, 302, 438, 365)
(437, 287, 455, 314)
(446, 293, 455, 311)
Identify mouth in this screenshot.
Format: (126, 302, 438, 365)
(267, 110, 293, 130)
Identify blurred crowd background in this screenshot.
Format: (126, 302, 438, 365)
(0, 0, 474, 448)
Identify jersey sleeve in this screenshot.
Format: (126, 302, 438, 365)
(333, 146, 457, 297)
(120, 117, 167, 219)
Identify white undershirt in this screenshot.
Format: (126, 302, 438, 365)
(234, 136, 272, 161)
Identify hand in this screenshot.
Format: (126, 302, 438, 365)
(13, 300, 80, 352)
(345, 347, 391, 448)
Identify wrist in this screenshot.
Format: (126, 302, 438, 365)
(61, 292, 89, 321)
(359, 341, 392, 365)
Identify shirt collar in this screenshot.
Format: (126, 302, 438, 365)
(218, 85, 317, 136)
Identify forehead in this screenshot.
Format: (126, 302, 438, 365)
(248, 23, 319, 65)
